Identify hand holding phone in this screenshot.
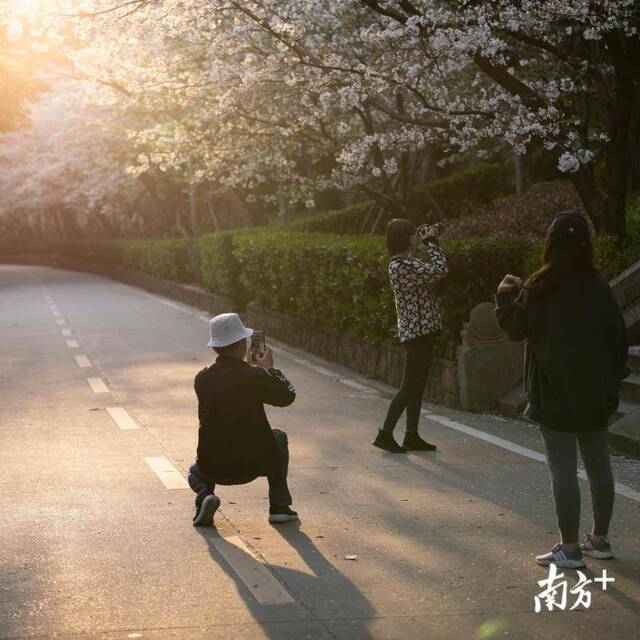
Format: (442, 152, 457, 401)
(253, 345, 274, 370)
(497, 274, 523, 294)
(418, 223, 442, 240)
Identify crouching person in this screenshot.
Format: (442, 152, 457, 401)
(189, 313, 298, 527)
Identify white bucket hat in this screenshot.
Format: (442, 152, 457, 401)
(206, 312, 253, 348)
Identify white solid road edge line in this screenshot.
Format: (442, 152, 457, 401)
(74, 355, 92, 368)
(144, 456, 189, 490)
(271, 346, 640, 505)
(423, 410, 640, 504)
(106, 406, 139, 431)
(86, 377, 109, 393)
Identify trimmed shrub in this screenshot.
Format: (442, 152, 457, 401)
(55, 237, 200, 283)
(198, 228, 265, 302)
(206, 230, 536, 344)
(287, 201, 372, 235)
(442, 180, 583, 239)
(421, 162, 508, 219)
(287, 164, 508, 236)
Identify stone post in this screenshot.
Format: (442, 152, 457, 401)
(457, 302, 525, 411)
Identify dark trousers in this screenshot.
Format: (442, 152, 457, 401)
(188, 428, 292, 507)
(539, 426, 615, 544)
(382, 334, 435, 434)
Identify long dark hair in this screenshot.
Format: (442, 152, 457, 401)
(525, 211, 596, 299)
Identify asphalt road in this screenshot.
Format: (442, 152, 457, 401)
(1, 264, 639, 640)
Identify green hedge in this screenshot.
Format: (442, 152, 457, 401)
(424, 163, 507, 219)
(287, 201, 372, 235)
(194, 229, 535, 344)
(59, 237, 200, 284)
(2, 196, 637, 348)
(288, 164, 507, 235)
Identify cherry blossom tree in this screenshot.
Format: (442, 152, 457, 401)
(72, 0, 637, 234)
(1, 0, 638, 237)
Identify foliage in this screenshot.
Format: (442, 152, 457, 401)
(289, 164, 510, 235)
(420, 164, 508, 220)
(60, 237, 199, 284)
(592, 197, 640, 279)
(197, 230, 536, 344)
(442, 181, 583, 239)
(288, 201, 373, 235)
(3, 0, 638, 236)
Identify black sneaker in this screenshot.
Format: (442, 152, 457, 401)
(268, 505, 299, 524)
(403, 433, 437, 451)
(580, 534, 614, 559)
(193, 494, 221, 527)
(372, 430, 406, 453)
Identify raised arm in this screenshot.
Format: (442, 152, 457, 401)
(494, 286, 529, 342)
(392, 239, 448, 287)
(254, 367, 296, 407)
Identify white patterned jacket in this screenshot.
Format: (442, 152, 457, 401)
(388, 239, 448, 343)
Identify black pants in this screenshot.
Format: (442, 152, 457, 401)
(539, 425, 614, 544)
(188, 428, 292, 507)
(382, 334, 435, 434)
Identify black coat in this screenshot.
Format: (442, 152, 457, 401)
(495, 272, 628, 432)
(195, 356, 296, 484)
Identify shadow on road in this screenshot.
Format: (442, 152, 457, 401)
(196, 522, 376, 639)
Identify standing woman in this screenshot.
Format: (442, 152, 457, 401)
(373, 219, 448, 453)
(495, 210, 628, 568)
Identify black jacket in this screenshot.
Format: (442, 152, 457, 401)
(195, 356, 295, 483)
(495, 272, 628, 432)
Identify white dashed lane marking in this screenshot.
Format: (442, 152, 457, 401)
(61, 328, 72, 336)
(75, 355, 92, 368)
(106, 407, 139, 431)
(210, 536, 295, 605)
(52, 310, 61, 317)
(144, 456, 189, 489)
(66, 340, 79, 349)
(87, 377, 109, 393)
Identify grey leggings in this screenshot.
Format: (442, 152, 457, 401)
(539, 426, 615, 544)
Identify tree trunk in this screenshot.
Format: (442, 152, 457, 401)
(601, 30, 634, 237)
(189, 183, 198, 237)
(569, 165, 606, 233)
(514, 153, 526, 195)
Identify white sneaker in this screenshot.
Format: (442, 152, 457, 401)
(536, 543, 585, 568)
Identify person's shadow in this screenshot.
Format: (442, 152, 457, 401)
(197, 521, 375, 639)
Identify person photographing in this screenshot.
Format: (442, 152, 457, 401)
(188, 313, 298, 526)
(495, 210, 628, 568)
(373, 219, 448, 453)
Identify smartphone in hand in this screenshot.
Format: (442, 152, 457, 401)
(418, 223, 442, 239)
(250, 331, 266, 361)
